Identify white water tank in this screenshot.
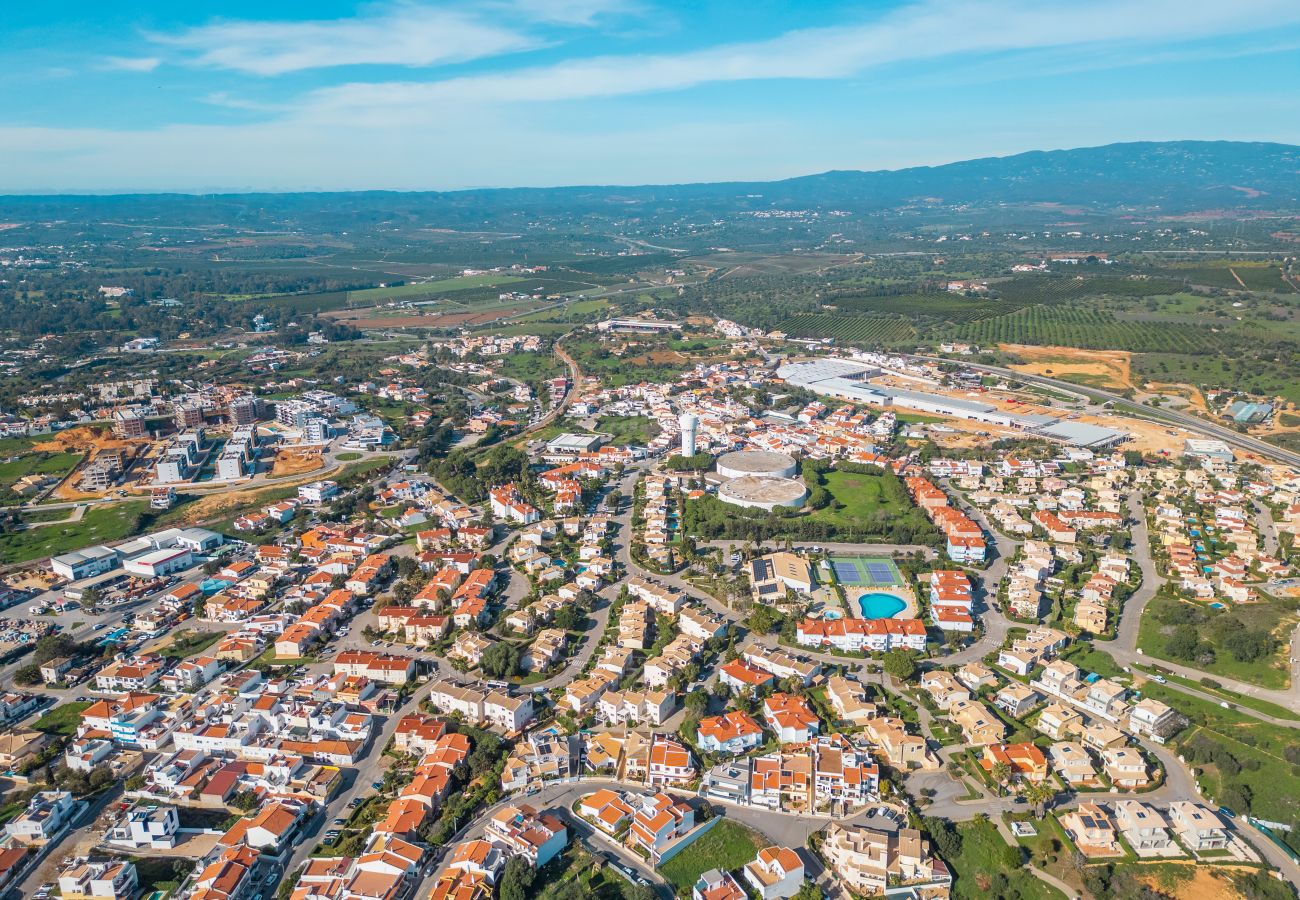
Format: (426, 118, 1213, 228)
(678, 413, 699, 457)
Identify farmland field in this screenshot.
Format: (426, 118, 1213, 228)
(1133, 352, 1300, 404)
(952, 306, 1229, 353)
(346, 274, 526, 302)
(776, 314, 915, 343)
(829, 292, 1014, 323)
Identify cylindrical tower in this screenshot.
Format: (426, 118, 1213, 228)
(678, 413, 699, 457)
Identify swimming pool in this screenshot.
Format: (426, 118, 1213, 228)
(823, 609, 844, 620)
(857, 592, 907, 619)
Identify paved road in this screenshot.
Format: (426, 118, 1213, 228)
(908, 354, 1300, 469)
(280, 686, 431, 880)
(424, 462, 1300, 895)
(1107, 491, 1300, 712)
(702, 540, 937, 559)
(414, 778, 671, 899)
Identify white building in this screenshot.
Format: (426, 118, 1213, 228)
(107, 805, 179, 850)
(51, 546, 120, 581)
(299, 480, 340, 504)
(6, 791, 78, 845)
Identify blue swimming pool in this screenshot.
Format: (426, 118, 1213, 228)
(823, 609, 844, 620)
(857, 592, 906, 619)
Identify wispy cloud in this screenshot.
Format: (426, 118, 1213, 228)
(497, 0, 637, 26)
(293, 0, 1300, 118)
(152, 2, 543, 76)
(100, 56, 162, 72)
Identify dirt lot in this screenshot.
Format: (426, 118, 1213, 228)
(32, 427, 151, 501)
(168, 467, 343, 525)
(270, 447, 324, 477)
(878, 374, 1196, 457)
(1001, 343, 1135, 391)
(1135, 861, 1259, 900)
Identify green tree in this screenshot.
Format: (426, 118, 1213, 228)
(1022, 780, 1055, 818)
(480, 642, 520, 678)
(882, 649, 917, 681)
(498, 856, 534, 900)
(13, 663, 41, 685)
(229, 789, 259, 811)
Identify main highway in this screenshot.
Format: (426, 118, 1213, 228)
(907, 354, 1300, 469)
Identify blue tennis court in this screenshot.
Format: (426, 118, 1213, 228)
(829, 555, 903, 587)
(831, 561, 861, 582)
(866, 561, 896, 582)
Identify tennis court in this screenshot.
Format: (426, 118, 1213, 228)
(828, 555, 903, 587)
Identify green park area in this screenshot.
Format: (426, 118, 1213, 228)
(808, 469, 938, 542)
(1136, 590, 1296, 689)
(596, 415, 661, 446)
(0, 501, 149, 565)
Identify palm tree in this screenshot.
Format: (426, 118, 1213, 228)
(1022, 781, 1055, 819)
(989, 761, 1013, 795)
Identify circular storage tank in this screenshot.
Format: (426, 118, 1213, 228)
(717, 475, 808, 511)
(716, 449, 798, 480)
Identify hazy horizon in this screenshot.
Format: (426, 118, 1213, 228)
(4, 0, 1300, 192)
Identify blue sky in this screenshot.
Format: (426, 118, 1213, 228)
(3, 0, 1300, 192)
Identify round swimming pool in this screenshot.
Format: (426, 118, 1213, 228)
(822, 609, 844, 620)
(857, 592, 907, 619)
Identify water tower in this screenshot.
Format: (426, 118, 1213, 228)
(678, 413, 699, 457)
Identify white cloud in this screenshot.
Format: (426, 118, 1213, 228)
(100, 56, 162, 72)
(293, 0, 1300, 117)
(153, 3, 542, 76)
(498, 0, 637, 26)
(4, 0, 1300, 191)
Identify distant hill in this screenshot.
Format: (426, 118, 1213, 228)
(3, 140, 1298, 225)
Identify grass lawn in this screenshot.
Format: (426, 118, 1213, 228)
(950, 818, 1066, 900)
(1005, 813, 1086, 896)
(0, 450, 82, 498)
(1138, 682, 1300, 822)
(130, 856, 194, 896)
(335, 451, 363, 461)
(0, 436, 38, 456)
(809, 470, 935, 536)
(658, 819, 766, 896)
(595, 415, 661, 446)
(34, 701, 94, 735)
(1132, 665, 1299, 721)
(254, 648, 309, 666)
(0, 501, 149, 564)
(158, 629, 224, 659)
(1061, 643, 1127, 680)
(21, 507, 78, 524)
(1136, 593, 1295, 689)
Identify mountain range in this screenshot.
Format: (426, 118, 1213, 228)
(2, 140, 1298, 227)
